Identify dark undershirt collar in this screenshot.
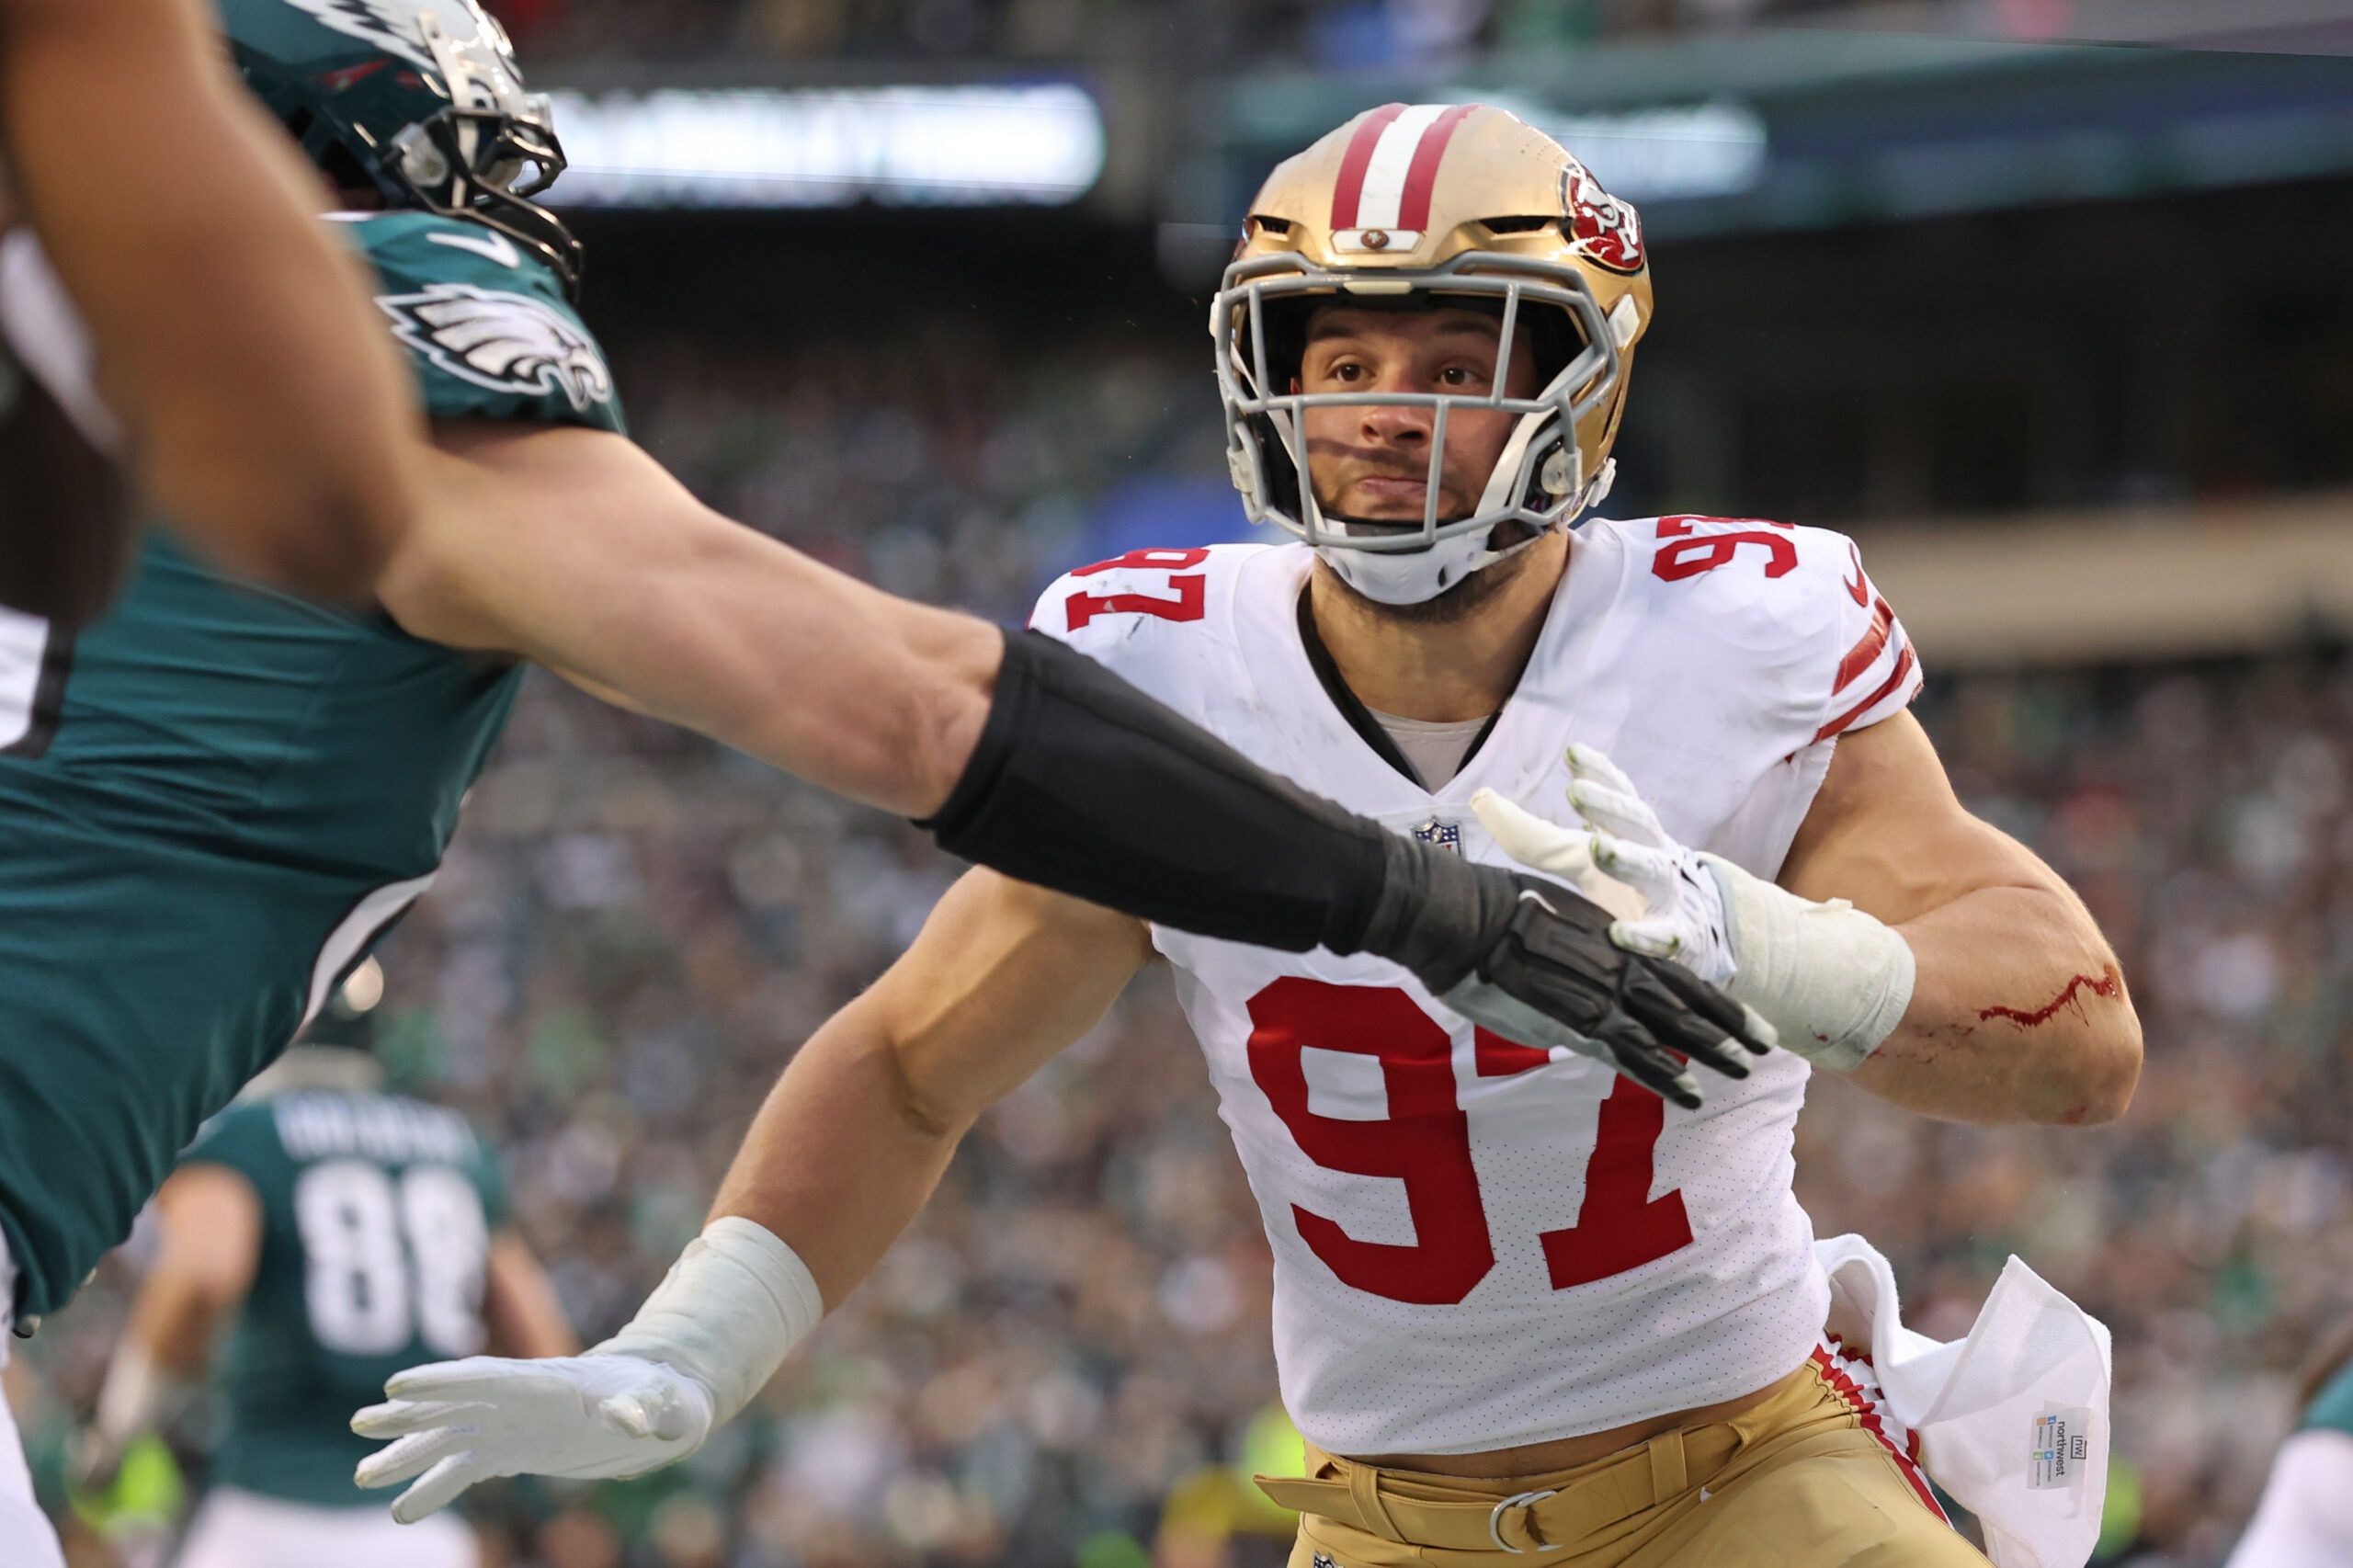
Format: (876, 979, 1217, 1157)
(1293, 586, 1507, 792)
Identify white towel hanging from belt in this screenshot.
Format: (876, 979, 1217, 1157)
(1814, 1233, 2111, 1568)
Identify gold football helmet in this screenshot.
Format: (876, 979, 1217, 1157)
(1213, 103, 1654, 604)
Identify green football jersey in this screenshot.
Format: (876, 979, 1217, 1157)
(2305, 1358, 2353, 1439)
(0, 211, 621, 1318)
(181, 1090, 507, 1509)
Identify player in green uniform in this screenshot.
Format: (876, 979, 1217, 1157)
(0, 15, 622, 1560)
(0, 3, 1757, 1554)
(2225, 1318, 2353, 1564)
(0, 195, 623, 1323)
(76, 966, 572, 1568)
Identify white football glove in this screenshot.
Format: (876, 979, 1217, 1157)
(353, 1352, 715, 1524)
(1473, 744, 1739, 985)
(1473, 744, 1915, 1073)
(357, 1216, 825, 1524)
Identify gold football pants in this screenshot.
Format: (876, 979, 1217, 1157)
(1260, 1352, 1990, 1567)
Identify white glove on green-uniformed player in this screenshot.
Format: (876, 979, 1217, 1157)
(1472, 744, 1916, 1073)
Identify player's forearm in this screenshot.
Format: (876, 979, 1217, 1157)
(409, 434, 1400, 946)
(1698, 836, 2137, 1124)
(1849, 884, 2141, 1126)
(397, 437, 993, 817)
(2, 0, 419, 597)
(565, 1030, 966, 1439)
(88, 1267, 220, 1465)
(708, 1022, 972, 1312)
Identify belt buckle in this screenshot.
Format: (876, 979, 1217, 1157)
(1487, 1488, 1559, 1554)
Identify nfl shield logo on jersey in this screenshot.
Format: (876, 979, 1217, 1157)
(1413, 816, 1461, 854)
(1313, 1554, 1341, 1568)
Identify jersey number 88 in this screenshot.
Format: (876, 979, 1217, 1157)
(294, 1161, 489, 1359)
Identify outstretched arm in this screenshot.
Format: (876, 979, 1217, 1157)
(383, 423, 998, 819)
(0, 0, 420, 605)
(353, 870, 1152, 1521)
(384, 420, 1765, 1100)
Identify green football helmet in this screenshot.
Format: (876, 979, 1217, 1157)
(219, 0, 584, 295)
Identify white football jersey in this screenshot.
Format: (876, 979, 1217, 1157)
(1031, 518, 1923, 1457)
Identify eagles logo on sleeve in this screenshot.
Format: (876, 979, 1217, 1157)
(376, 284, 614, 414)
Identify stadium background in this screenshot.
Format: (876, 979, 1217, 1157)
(22, 1, 2353, 1563)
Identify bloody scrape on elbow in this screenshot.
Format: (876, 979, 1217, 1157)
(1974, 965, 2124, 1029)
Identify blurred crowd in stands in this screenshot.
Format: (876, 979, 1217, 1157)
(17, 312, 2353, 1568)
(483, 0, 1853, 66)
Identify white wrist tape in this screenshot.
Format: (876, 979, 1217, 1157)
(1702, 853, 1915, 1073)
(593, 1217, 824, 1427)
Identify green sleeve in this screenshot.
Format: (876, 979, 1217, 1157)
(177, 1101, 281, 1181)
(347, 212, 626, 435)
(2305, 1360, 2353, 1437)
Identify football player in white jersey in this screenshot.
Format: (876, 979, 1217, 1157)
(352, 106, 2143, 1567)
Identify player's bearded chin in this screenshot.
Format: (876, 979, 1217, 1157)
(1315, 508, 1547, 626)
(1346, 525, 1543, 621)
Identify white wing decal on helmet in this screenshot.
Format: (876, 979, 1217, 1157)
(281, 0, 438, 74)
(377, 283, 612, 412)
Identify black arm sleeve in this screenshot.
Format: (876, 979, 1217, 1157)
(925, 632, 1766, 1102)
(922, 629, 1401, 957)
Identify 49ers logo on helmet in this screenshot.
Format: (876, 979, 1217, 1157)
(1562, 159, 1644, 275)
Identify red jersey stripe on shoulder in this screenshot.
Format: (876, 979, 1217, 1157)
(1330, 104, 1408, 231)
(1816, 642, 1916, 744)
(1396, 103, 1481, 232)
(1841, 540, 1871, 608)
(1835, 597, 1896, 693)
(1809, 1346, 1951, 1525)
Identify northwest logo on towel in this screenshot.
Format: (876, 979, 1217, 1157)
(2029, 1405, 2093, 1489)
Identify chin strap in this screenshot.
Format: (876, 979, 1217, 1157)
(1316, 510, 1569, 606)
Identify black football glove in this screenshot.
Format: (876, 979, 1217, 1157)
(1361, 835, 1775, 1108)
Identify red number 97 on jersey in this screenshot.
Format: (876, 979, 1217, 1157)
(1246, 978, 1694, 1306)
(1061, 549, 1211, 631)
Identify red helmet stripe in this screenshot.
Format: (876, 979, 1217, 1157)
(1396, 103, 1480, 233)
(1329, 103, 1408, 231)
